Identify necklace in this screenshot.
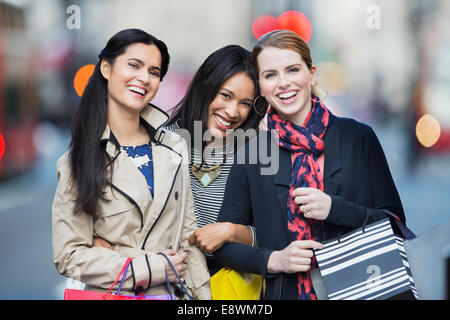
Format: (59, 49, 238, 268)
(191, 163, 222, 187)
(190, 138, 237, 187)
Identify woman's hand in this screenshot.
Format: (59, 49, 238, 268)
(267, 240, 323, 274)
(93, 238, 187, 283)
(188, 222, 236, 253)
(93, 236, 113, 250)
(161, 249, 188, 283)
(292, 187, 332, 220)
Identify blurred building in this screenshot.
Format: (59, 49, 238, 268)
(61, 0, 257, 110)
(0, 0, 449, 177)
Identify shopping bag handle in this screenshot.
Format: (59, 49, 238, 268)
(381, 209, 416, 240)
(361, 209, 416, 240)
(106, 256, 176, 299)
(104, 257, 134, 299)
(158, 252, 195, 300)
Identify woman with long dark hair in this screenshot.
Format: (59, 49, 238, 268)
(214, 30, 406, 299)
(166, 45, 265, 275)
(52, 29, 210, 299)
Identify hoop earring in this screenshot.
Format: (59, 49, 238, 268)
(253, 96, 268, 116)
(311, 82, 328, 102)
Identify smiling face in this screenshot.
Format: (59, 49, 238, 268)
(257, 47, 316, 126)
(101, 42, 162, 115)
(207, 72, 255, 141)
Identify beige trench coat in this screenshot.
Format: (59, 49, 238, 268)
(52, 105, 211, 299)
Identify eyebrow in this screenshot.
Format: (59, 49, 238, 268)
(261, 63, 302, 74)
(127, 58, 161, 71)
(285, 63, 301, 69)
(221, 88, 254, 103)
(221, 88, 235, 96)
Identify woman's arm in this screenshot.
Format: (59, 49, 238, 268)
(52, 156, 162, 291)
(293, 126, 405, 230)
(326, 126, 405, 229)
(188, 222, 255, 252)
(213, 161, 274, 275)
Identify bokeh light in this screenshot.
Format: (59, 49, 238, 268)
(73, 64, 95, 96)
(251, 11, 312, 42)
(0, 133, 4, 161)
(278, 11, 312, 43)
(416, 114, 441, 148)
(252, 15, 279, 40)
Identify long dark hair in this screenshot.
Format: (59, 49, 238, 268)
(69, 29, 170, 215)
(167, 45, 264, 149)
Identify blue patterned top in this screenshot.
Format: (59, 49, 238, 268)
(122, 142, 154, 197)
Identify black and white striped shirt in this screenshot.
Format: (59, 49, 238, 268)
(189, 140, 235, 229)
(164, 122, 257, 254)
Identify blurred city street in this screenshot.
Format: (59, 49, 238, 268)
(0, 123, 69, 299)
(1, 0, 449, 300)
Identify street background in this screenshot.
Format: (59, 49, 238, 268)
(0, 0, 449, 299)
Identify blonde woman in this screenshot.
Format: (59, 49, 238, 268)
(214, 30, 405, 300)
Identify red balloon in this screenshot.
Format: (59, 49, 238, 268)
(277, 11, 312, 43)
(251, 15, 279, 41)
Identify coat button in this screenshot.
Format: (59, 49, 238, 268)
(174, 191, 179, 200)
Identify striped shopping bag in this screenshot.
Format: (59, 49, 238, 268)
(314, 210, 419, 300)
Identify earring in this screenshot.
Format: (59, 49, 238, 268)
(311, 82, 328, 102)
(253, 96, 268, 116)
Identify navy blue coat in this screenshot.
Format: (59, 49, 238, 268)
(214, 114, 405, 300)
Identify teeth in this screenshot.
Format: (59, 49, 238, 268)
(278, 91, 297, 99)
(128, 86, 146, 95)
(215, 115, 232, 127)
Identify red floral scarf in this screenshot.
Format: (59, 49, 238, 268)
(267, 97, 331, 300)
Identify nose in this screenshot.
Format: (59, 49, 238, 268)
(278, 72, 290, 89)
(224, 101, 239, 119)
(137, 68, 150, 85)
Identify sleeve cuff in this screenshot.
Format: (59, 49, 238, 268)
(326, 194, 343, 226)
(248, 225, 258, 248)
(130, 253, 165, 291)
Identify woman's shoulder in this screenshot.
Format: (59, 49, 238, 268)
(333, 115, 374, 135)
(234, 129, 280, 165)
(56, 150, 71, 172)
(157, 126, 190, 156)
(331, 115, 381, 157)
(331, 115, 377, 146)
(242, 129, 274, 146)
(161, 120, 180, 133)
(54, 150, 74, 187)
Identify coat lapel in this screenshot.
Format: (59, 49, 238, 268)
(100, 103, 172, 231)
(323, 115, 342, 195)
(109, 149, 152, 225)
(273, 140, 291, 226)
(143, 140, 182, 231)
(273, 147, 292, 188)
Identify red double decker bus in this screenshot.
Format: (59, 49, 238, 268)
(0, 1, 38, 179)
